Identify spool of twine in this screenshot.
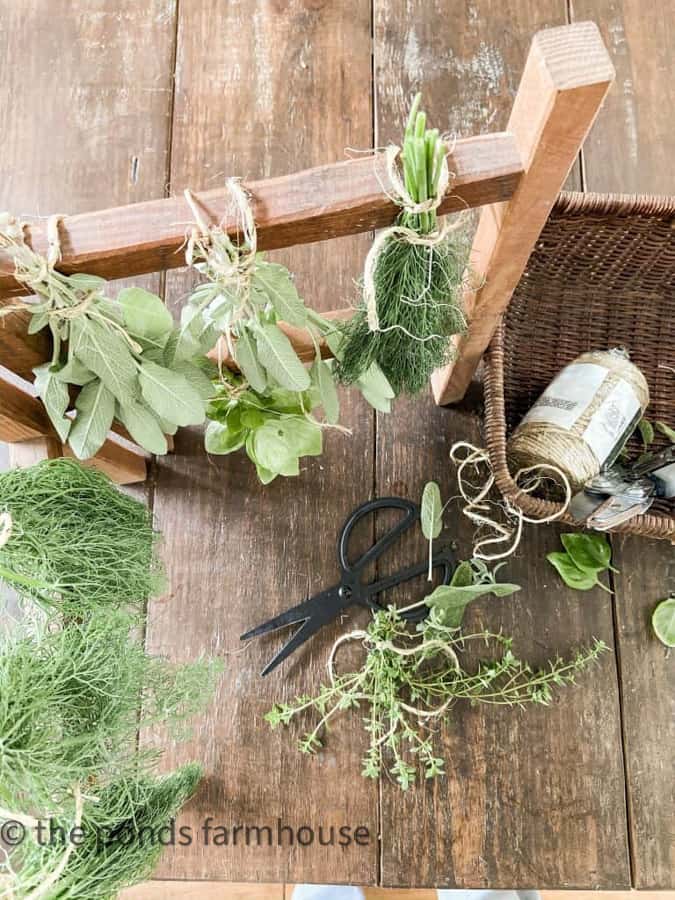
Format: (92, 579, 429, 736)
(507, 349, 650, 491)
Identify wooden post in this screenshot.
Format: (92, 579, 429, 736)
(0, 373, 147, 484)
(431, 21, 615, 405)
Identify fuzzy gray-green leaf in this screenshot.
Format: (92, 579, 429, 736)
(235, 326, 267, 393)
(68, 379, 115, 459)
(33, 363, 71, 441)
(420, 481, 443, 540)
(253, 261, 307, 326)
(311, 359, 339, 424)
(117, 287, 174, 345)
(138, 360, 205, 427)
(255, 323, 311, 392)
(116, 401, 168, 455)
(70, 316, 139, 406)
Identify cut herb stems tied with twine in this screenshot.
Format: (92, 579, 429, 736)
(0, 213, 212, 460)
(335, 93, 469, 395)
(183, 180, 394, 483)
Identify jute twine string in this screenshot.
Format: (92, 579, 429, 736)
(364, 142, 455, 332)
(507, 350, 650, 490)
(450, 441, 572, 561)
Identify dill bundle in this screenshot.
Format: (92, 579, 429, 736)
(8, 765, 202, 900)
(335, 94, 469, 395)
(0, 458, 163, 613)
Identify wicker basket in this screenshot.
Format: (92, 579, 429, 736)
(483, 191, 675, 541)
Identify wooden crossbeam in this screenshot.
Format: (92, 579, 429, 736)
(0, 132, 522, 300)
(431, 21, 615, 404)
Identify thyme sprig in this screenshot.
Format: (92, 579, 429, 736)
(266, 606, 608, 790)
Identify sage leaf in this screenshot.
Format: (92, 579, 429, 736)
(652, 597, 675, 647)
(27, 311, 50, 334)
(255, 323, 311, 392)
(158, 417, 178, 436)
(656, 421, 675, 443)
(235, 326, 267, 393)
(55, 358, 96, 386)
(546, 552, 599, 591)
(204, 420, 246, 455)
(117, 287, 174, 345)
(356, 362, 395, 412)
(253, 261, 307, 326)
(425, 578, 520, 628)
(138, 360, 206, 427)
(638, 417, 654, 448)
(70, 316, 139, 406)
(116, 401, 168, 455)
(311, 359, 339, 424)
(421, 481, 443, 581)
(170, 360, 215, 402)
(560, 532, 614, 574)
(68, 379, 115, 459)
(33, 363, 71, 441)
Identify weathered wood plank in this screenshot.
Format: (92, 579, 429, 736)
(145, 0, 377, 884)
(569, 0, 675, 888)
(431, 21, 615, 405)
(0, 133, 522, 301)
(374, 1, 630, 888)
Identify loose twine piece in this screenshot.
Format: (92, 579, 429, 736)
(449, 441, 572, 561)
(507, 350, 650, 490)
(364, 143, 457, 332)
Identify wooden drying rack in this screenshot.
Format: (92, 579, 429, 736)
(0, 22, 614, 484)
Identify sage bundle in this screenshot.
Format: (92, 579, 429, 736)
(182, 181, 394, 482)
(335, 94, 469, 395)
(0, 213, 210, 459)
(0, 459, 162, 614)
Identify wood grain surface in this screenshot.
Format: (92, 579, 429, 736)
(0, 134, 523, 300)
(568, 0, 675, 888)
(144, 0, 378, 884)
(374, 0, 629, 889)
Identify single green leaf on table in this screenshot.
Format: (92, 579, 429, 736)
(420, 481, 443, 581)
(638, 417, 655, 448)
(560, 532, 615, 574)
(655, 421, 675, 443)
(68, 379, 115, 459)
(117, 287, 174, 345)
(235, 326, 267, 393)
(652, 596, 675, 647)
(425, 562, 520, 628)
(253, 261, 308, 327)
(255, 322, 311, 392)
(70, 316, 139, 406)
(116, 401, 168, 456)
(32, 363, 71, 442)
(138, 360, 206, 427)
(311, 359, 340, 424)
(546, 551, 601, 591)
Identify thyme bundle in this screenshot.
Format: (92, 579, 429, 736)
(0, 214, 210, 459)
(335, 95, 469, 395)
(183, 182, 394, 482)
(267, 605, 607, 790)
(0, 459, 162, 614)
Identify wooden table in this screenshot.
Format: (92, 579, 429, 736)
(2, 0, 673, 891)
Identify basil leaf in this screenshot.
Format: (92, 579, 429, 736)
(251, 422, 296, 473)
(204, 420, 246, 455)
(70, 316, 139, 406)
(55, 358, 96, 386)
(560, 533, 612, 574)
(279, 417, 322, 458)
(255, 464, 279, 485)
(138, 360, 206, 427)
(116, 401, 168, 455)
(253, 261, 307, 327)
(33, 363, 71, 441)
(656, 421, 675, 443)
(68, 378, 115, 459)
(311, 359, 339, 424)
(117, 287, 174, 345)
(652, 597, 675, 647)
(425, 580, 520, 628)
(235, 326, 267, 393)
(546, 552, 598, 590)
(255, 323, 311, 392)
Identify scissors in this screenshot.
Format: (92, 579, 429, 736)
(241, 496, 457, 676)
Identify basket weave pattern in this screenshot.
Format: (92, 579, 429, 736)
(484, 191, 675, 540)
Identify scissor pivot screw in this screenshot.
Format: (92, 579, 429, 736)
(338, 586, 352, 600)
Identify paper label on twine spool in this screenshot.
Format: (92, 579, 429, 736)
(522, 363, 641, 464)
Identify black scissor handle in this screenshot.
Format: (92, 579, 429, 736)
(365, 548, 456, 622)
(338, 496, 418, 575)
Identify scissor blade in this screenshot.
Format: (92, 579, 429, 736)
(239, 586, 340, 641)
(260, 615, 326, 677)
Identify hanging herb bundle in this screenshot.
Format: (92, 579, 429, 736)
(267, 598, 607, 790)
(0, 213, 211, 459)
(0, 458, 163, 614)
(181, 182, 394, 482)
(334, 94, 469, 396)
